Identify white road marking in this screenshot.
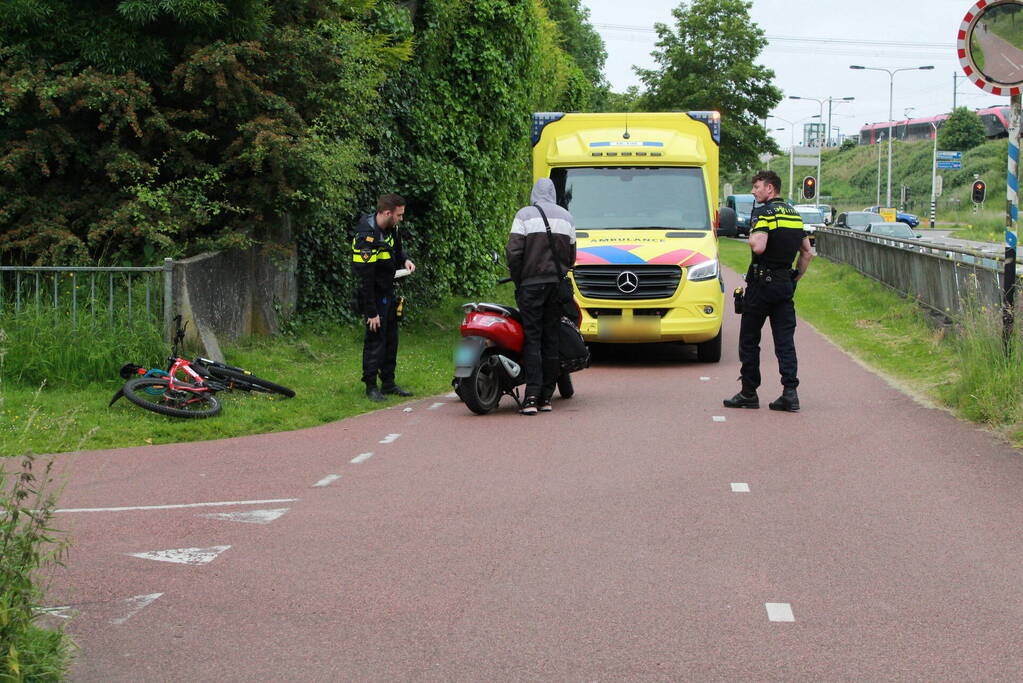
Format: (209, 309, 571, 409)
(700, 377, 711, 381)
(429, 402, 445, 410)
(201, 508, 289, 524)
(111, 593, 164, 625)
(126, 546, 231, 566)
(379, 433, 402, 444)
(765, 602, 795, 622)
(731, 483, 750, 493)
(446, 392, 458, 398)
(712, 415, 726, 422)
(36, 606, 74, 620)
(313, 474, 342, 487)
(351, 452, 374, 464)
(55, 499, 299, 514)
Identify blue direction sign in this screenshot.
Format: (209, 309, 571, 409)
(937, 150, 962, 160)
(937, 160, 963, 170)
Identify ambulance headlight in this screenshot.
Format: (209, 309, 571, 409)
(687, 259, 719, 282)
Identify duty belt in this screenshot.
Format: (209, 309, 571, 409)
(750, 266, 793, 283)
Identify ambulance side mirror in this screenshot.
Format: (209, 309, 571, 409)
(718, 207, 737, 235)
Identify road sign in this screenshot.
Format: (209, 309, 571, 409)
(880, 208, 898, 223)
(935, 175, 944, 197)
(937, 160, 963, 170)
(936, 150, 962, 160)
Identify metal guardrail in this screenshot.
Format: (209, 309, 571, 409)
(814, 227, 1009, 319)
(0, 258, 174, 340)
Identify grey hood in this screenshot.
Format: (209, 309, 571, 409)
(530, 177, 557, 205)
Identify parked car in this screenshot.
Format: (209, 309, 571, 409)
(723, 193, 761, 237)
(864, 206, 920, 228)
(834, 211, 876, 231)
(795, 207, 826, 246)
(865, 221, 922, 248)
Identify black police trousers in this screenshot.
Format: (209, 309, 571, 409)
(515, 283, 561, 399)
(738, 278, 798, 391)
(362, 296, 399, 386)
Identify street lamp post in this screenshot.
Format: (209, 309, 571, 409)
(790, 95, 855, 208)
(850, 65, 934, 208)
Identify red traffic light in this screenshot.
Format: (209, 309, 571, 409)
(972, 180, 986, 203)
(801, 176, 817, 200)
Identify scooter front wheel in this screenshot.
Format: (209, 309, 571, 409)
(458, 355, 502, 415)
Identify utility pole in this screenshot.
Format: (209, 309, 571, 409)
(953, 72, 958, 111)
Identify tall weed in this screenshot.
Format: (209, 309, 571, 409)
(0, 310, 165, 388)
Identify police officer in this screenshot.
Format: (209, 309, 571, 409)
(724, 170, 813, 412)
(352, 193, 416, 402)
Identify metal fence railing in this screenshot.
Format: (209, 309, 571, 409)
(0, 258, 174, 340)
(814, 227, 1010, 319)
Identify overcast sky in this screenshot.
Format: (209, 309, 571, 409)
(582, 0, 1009, 148)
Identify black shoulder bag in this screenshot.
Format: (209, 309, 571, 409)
(533, 203, 574, 306)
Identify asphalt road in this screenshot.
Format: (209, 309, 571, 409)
(42, 266, 1023, 681)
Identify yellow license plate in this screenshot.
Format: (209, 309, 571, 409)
(597, 317, 660, 340)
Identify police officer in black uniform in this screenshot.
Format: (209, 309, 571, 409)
(352, 193, 416, 402)
(724, 170, 813, 412)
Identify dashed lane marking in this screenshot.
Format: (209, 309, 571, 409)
(712, 416, 726, 422)
(351, 452, 374, 464)
(731, 483, 750, 493)
(700, 377, 711, 381)
(429, 402, 445, 410)
(765, 603, 795, 622)
(313, 474, 342, 487)
(111, 593, 164, 625)
(200, 508, 289, 524)
(56, 499, 299, 514)
(379, 433, 402, 444)
(126, 546, 231, 566)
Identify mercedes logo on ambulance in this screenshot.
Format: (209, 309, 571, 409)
(616, 270, 639, 294)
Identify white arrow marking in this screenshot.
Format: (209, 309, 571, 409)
(379, 433, 402, 444)
(429, 402, 445, 410)
(313, 474, 342, 487)
(200, 508, 289, 524)
(351, 452, 374, 464)
(111, 593, 164, 625)
(126, 546, 231, 566)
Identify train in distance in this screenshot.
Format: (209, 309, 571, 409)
(858, 106, 1010, 145)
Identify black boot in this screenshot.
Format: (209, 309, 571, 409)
(365, 383, 386, 402)
(769, 387, 800, 412)
(381, 383, 413, 397)
(723, 389, 759, 409)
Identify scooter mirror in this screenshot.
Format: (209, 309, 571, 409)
(490, 250, 500, 264)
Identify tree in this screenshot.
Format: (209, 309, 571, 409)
(938, 107, 987, 151)
(634, 0, 782, 171)
(840, 137, 857, 152)
(542, 0, 608, 108)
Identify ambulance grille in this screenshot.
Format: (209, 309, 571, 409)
(573, 265, 682, 300)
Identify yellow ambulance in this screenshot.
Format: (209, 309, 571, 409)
(531, 111, 732, 361)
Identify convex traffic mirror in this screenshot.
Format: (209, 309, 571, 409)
(961, 0, 1023, 94)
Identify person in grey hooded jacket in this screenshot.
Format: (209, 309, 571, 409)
(505, 177, 576, 415)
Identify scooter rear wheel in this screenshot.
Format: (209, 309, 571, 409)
(458, 354, 502, 414)
(557, 372, 574, 399)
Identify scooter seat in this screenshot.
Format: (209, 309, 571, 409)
(476, 303, 522, 324)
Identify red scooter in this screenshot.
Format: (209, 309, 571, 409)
(452, 278, 588, 414)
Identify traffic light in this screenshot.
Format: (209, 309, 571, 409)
(972, 179, 986, 204)
(802, 176, 817, 200)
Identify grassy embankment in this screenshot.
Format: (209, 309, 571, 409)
(718, 237, 1023, 444)
(730, 137, 1011, 242)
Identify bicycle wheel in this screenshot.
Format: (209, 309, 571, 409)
(204, 366, 295, 398)
(121, 377, 221, 418)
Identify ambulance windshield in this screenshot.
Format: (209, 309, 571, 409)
(550, 167, 711, 231)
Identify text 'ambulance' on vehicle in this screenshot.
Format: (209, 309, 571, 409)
(531, 111, 732, 362)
